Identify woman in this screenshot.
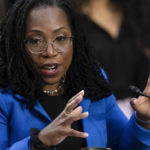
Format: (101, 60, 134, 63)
(0, 0, 150, 150)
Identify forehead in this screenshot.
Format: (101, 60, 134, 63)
(26, 6, 71, 33)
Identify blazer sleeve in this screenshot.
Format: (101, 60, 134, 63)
(106, 94, 150, 150)
(0, 95, 31, 150)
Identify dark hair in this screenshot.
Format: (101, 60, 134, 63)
(0, 0, 112, 107)
(73, 0, 150, 50)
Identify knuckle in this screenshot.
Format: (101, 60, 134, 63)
(67, 115, 74, 122)
(69, 129, 75, 136)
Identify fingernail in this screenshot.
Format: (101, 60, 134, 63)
(84, 133, 89, 137)
(83, 112, 89, 116)
(80, 90, 84, 94)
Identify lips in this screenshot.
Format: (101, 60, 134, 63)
(40, 63, 60, 76)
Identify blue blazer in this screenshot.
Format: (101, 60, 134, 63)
(0, 89, 150, 150)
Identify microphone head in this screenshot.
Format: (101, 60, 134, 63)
(128, 85, 141, 98)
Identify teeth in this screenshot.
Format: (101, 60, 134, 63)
(44, 65, 56, 70)
(50, 66, 56, 69)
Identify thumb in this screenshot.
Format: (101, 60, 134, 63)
(130, 98, 137, 110)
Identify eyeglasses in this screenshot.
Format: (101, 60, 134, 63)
(24, 35, 73, 54)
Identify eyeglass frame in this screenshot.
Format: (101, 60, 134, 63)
(24, 36, 74, 54)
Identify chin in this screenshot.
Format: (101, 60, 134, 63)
(42, 76, 61, 85)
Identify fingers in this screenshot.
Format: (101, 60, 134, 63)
(64, 90, 84, 114)
(130, 96, 150, 118)
(131, 75, 150, 113)
(70, 111, 89, 122)
(130, 98, 137, 110)
(130, 97, 146, 108)
(65, 106, 89, 124)
(68, 90, 84, 104)
(71, 106, 89, 120)
(63, 106, 83, 117)
(69, 129, 88, 138)
(66, 95, 82, 113)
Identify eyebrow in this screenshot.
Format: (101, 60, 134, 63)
(54, 27, 69, 33)
(26, 27, 70, 34)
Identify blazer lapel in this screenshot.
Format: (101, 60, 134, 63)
(80, 98, 107, 147)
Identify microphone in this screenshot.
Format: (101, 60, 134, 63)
(128, 85, 150, 98)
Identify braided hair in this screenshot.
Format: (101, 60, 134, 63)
(0, 0, 112, 107)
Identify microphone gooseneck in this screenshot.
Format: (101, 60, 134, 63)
(128, 85, 150, 98)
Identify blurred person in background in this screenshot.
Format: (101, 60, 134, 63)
(72, 0, 150, 118)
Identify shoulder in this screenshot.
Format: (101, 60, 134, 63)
(0, 89, 28, 114)
(0, 89, 14, 105)
(0, 88, 28, 102)
(0, 89, 18, 104)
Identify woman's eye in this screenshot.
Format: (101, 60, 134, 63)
(55, 36, 67, 41)
(28, 38, 41, 44)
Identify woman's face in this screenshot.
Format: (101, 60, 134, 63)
(25, 6, 73, 90)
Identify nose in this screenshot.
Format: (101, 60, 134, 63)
(42, 42, 57, 57)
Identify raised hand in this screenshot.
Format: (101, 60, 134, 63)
(38, 90, 89, 147)
(130, 75, 150, 128)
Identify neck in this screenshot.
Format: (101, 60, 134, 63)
(90, 0, 110, 11)
(84, 0, 123, 38)
(87, 0, 116, 15)
(43, 77, 65, 96)
(43, 84, 59, 91)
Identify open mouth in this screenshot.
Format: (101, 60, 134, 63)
(44, 65, 57, 72)
(40, 64, 60, 76)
